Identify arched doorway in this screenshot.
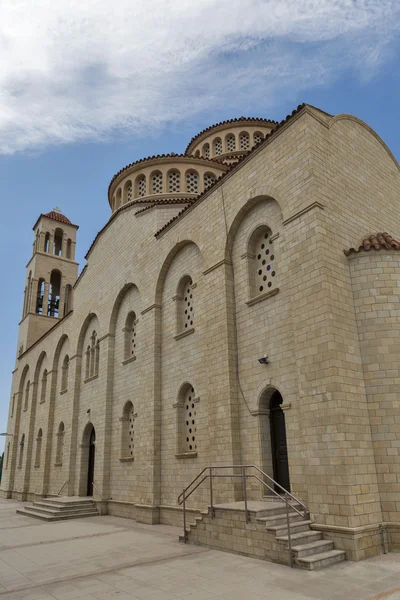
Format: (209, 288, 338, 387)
(87, 427, 95, 496)
(269, 391, 290, 492)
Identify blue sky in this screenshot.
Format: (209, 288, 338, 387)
(1, 0, 400, 452)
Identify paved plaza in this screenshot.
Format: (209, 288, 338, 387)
(0, 499, 400, 600)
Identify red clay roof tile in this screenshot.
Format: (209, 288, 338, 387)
(344, 233, 400, 256)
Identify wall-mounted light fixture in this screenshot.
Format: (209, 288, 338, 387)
(258, 355, 269, 365)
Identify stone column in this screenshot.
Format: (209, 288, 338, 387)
(43, 281, 50, 316)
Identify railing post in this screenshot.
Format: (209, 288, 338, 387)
(209, 467, 214, 518)
(183, 490, 187, 543)
(286, 499, 294, 568)
(242, 466, 249, 523)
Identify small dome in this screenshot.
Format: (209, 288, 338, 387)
(44, 211, 72, 225)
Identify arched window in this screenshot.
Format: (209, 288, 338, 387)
(239, 132, 250, 150)
(124, 312, 137, 361)
(40, 369, 47, 404)
(64, 285, 73, 316)
(11, 394, 15, 417)
(48, 270, 61, 317)
(176, 276, 194, 334)
(34, 230, 40, 254)
(44, 233, 50, 253)
(18, 434, 25, 468)
(249, 226, 276, 297)
(194, 150, 200, 157)
(36, 278, 45, 314)
(177, 383, 198, 454)
(168, 170, 181, 193)
(213, 138, 222, 156)
(24, 380, 30, 411)
(35, 429, 42, 467)
(85, 345, 91, 380)
(253, 131, 264, 145)
(66, 239, 72, 259)
(135, 175, 146, 197)
(5, 442, 10, 469)
(202, 143, 210, 159)
(56, 422, 65, 465)
(124, 180, 133, 204)
(225, 134, 236, 152)
(151, 171, 163, 194)
(121, 401, 135, 460)
(116, 188, 122, 208)
(185, 170, 199, 194)
(85, 331, 99, 380)
(203, 172, 216, 191)
(61, 356, 69, 391)
(53, 228, 63, 256)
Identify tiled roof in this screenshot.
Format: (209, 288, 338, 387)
(108, 153, 226, 197)
(155, 104, 306, 237)
(44, 211, 72, 224)
(344, 233, 400, 256)
(33, 211, 78, 230)
(184, 116, 278, 154)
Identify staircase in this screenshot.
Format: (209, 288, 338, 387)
(177, 465, 347, 571)
(16, 497, 99, 521)
(181, 500, 345, 570)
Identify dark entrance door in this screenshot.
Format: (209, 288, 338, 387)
(87, 427, 95, 496)
(270, 392, 290, 493)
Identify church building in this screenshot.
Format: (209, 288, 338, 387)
(1, 104, 400, 567)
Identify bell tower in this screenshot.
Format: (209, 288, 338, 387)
(17, 209, 79, 354)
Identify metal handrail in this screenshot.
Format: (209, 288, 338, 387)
(92, 482, 105, 500)
(57, 480, 69, 496)
(177, 465, 309, 568)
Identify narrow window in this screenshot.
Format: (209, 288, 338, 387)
(35, 429, 42, 467)
(168, 170, 181, 193)
(61, 356, 69, 391)
(151, 171, 163, 194)
(89, 331, 97, 377)
(124, 312, 137, 360)
(203, 172, 216, 191)
(239, 132, 250, 150)
(40, 369, 47, 403)
(24, 380, 30, 411)
(95, 341, 100, 376)
(124, 180, 133, 204)
(66, 239, 72, 259)
(185, 171, 199, 194)
(178, 384, 198, 454)
(11, 394, 15, 417)
(18, 434, 25, 468)
(176, 276, 194, 333)
(85, 346, 91, 379)
(136, 175, 146, 197)
(250, 227, 276, 297)
(253, 131, 264, 145)
(213, 138, 222, 156)
(53, 228, 63, 256)
(226, 134, 236, 152)
(44, 233, 50, 253)
(116, 188, 122, 208)
(56, 423, 65, 465)
(121, 401, 135, 459)
(36, 279, 45, 314)
(202, 143, 210, 158)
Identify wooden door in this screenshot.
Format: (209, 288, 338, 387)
(87, 427, 95, 496)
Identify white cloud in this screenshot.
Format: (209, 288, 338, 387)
(0, 0, 399, 153)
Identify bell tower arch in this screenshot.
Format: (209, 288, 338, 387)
(18, 209, 79, 354)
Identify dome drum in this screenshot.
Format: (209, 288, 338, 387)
(109, 156, 227, 213)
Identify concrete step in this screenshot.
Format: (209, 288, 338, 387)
(253, 504, 303, 518)
(292, 539, 334, 558)
(296, 549, 346, 571)
(42, 498, 94, 508)
(257, 512, 305, 527)
(32, 502, 96, 514)
(16, 507, 99, 521)
(267, 520, 313, 536)
(276, 530, 322, 544)
(30, 505, 98, 517)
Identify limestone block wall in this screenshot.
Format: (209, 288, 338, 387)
(349, 251, 400, 524)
